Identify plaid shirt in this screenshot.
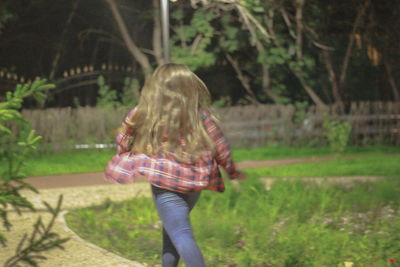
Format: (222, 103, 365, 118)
(104, 107, 240, 193)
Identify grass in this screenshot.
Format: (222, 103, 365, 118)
(64, 149, 400, 266)
(232, 145, 400, 161)
(246, 154, 400, 178)
(8, 149, 116, 176)
(3, 145, 400, 176)
(65, 176, 400, 266)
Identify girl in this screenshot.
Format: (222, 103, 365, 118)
(105, 63, 246, 267)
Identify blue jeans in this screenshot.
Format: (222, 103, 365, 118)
(151, 185, 205, 267)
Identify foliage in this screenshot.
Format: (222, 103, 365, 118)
(0, 79, 69, 266)
(211, 96, 229, 108)
(0, 1, 399, 106)
(4, 196, 68, 267)
(0, 4, 13, 34)
(323, 113, 352, 159)
(170, 7, 216, 71)
(66, 196, 161, 266)
(121, 77, 139, 107)
(96, 75, 139, 108)
(292, 101, 316, 146)
(96, 75, 119, 108)
(66, 173, 400, 266)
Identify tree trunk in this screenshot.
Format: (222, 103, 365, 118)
(384, 60, 400, 102)
(291, 66, 327, 108)
(295, 0, 305, 59)
(262, 65, 279, 102)
(224, 53, 260, 104)
(49, 0, 79, 80)
(322, 49, 342, 104)
(269, 21, 326, 107)
(339, 0, 370, 88)
(261, 4, 326, 108)
(105, 0, 152, 77)
(152, 0, 164, 66)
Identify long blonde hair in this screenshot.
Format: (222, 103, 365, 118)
(128, 63, 216, 159)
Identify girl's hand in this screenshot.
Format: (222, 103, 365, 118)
(235, 172, 247, 181)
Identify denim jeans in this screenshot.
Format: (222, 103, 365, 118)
(151, 185, 205, 267)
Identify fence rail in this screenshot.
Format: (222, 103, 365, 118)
(20, 102, 400, 150)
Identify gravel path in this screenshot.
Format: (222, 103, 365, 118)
(0, 157, 384, 267)
(1, 183, 151, 267)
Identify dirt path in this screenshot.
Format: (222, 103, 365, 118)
(24, 156, 343, 189)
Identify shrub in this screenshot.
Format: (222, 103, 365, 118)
(0, 79, 69, 266)
(323, 113, 352, 159)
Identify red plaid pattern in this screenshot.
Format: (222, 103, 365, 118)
(104, 108, 240, 193)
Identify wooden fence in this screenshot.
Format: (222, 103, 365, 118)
(21, 102, 400, 150)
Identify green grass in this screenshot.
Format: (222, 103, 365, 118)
(66, 176, 400, 266)
(245, 154, 400, 178)
(2, 145, 399, 176)
(7, 149, 116, 176)
(63, 148, 400, 266)
(232, 145, 400, 161)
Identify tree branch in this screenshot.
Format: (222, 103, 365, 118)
(78, 28, 125, 47)
(49, 0, 79, 80)
(265, 8, 327, 108)
(322, 49, 342, 104)
(105, 0, 152, 77)
(224, 52, 259, 104)
(190, 34, 203, 55)
(291, 67, 327, 108)
(295, 0, 305, 59)
(384, 59, 400, 102)
(279, 7, 297, 39)
(236, 4, 271, 42)
(261, 65, 280, 102)
(152, 0, 164, 66)
(339, 0, 370, 88)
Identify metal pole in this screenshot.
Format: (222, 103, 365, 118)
(160, 0, 170, 63)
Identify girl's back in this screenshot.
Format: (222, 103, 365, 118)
(105, 63, 242, 193)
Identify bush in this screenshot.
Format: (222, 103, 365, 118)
(323, 113, 352, 159)
(0, 79, 69, 266)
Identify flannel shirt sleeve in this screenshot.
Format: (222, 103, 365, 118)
(202, 111, 240, 179)
(116, 108, 137, 154)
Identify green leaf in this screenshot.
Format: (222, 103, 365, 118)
(0, 124, 12, 135)
(171, 9, 183, 20)
(36, 84, 55, 91)
(225, 26, 238, 40)
(14, 84, 23, 96)
(252, 6, 264, 13)
(27, 130, 36, 141)
(30, 136, 42, 145)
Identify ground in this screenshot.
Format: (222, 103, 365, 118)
(0, 157, 383, 267)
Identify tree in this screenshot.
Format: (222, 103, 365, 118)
(188, 0, 398, 108)
(1, 0, 399, 106)
(104, 0, 159, 77)
(365, 1, 400, 102)
(190, 0, 328, 107)
(0, 80, 69, 266)
(0, 3, 13, 35)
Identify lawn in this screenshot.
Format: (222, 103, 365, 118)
(246, 154, 400, 178)
(4, 145, 400, 176)
(63, 147, 400, 267)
